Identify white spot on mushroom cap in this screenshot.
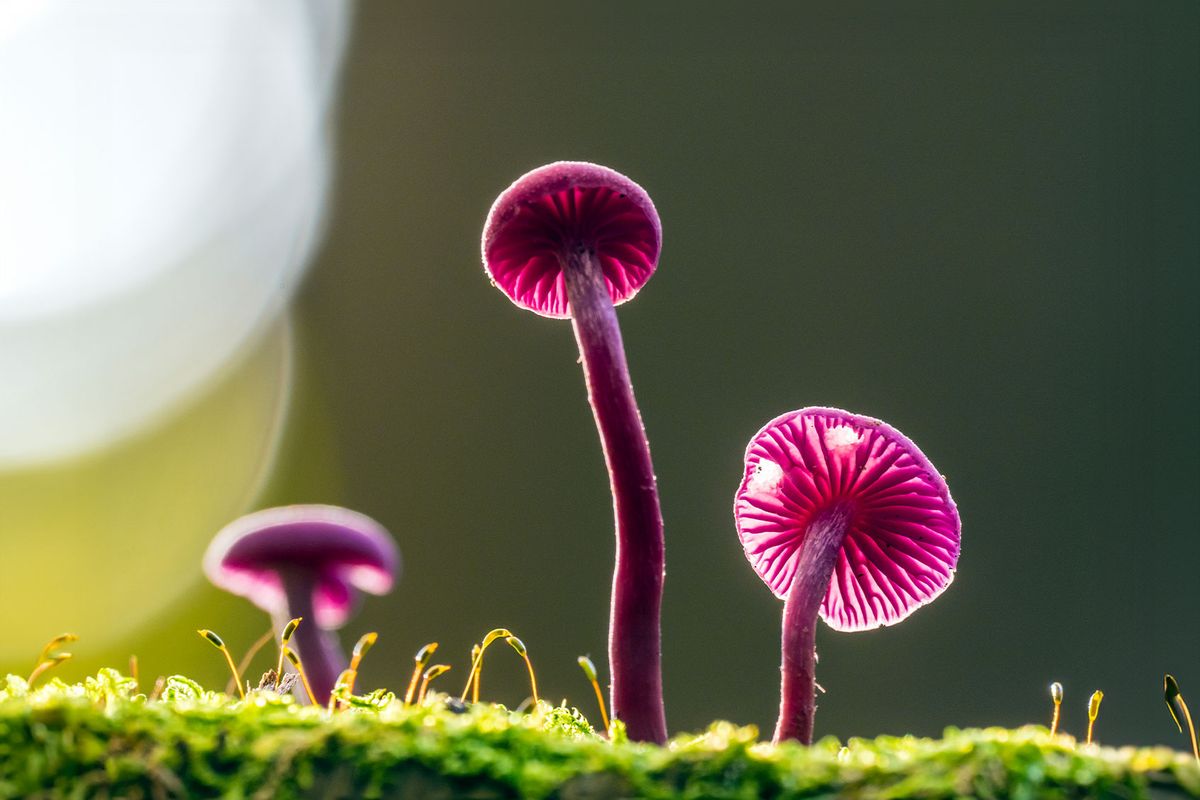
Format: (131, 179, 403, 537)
(823, 424, 862, 451)
(747, 458, 784, 494)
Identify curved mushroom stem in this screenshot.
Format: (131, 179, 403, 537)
(561, 245, 667, 745)
(775, 506, 850, 745)
(278, 573, 348, 705)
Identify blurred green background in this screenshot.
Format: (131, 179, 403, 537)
(4, 0, 1197, 747)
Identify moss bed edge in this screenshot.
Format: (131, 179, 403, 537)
(2, 671, 1197, 799)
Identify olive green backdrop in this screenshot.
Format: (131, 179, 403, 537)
(29, 1, 1200, 747)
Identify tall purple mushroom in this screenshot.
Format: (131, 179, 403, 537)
(481, 161, 666, 743)
(203, 504, 399, 704)
(734, 407, 960, 744)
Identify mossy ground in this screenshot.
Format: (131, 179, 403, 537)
(1, 671, 1197, 799)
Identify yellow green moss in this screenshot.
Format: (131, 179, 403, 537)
(1, 670, 1197, 799)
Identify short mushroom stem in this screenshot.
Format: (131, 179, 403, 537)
(775, 506, 851, 745)
(279, 574, 348, 705)
(561, 245, 667, 745)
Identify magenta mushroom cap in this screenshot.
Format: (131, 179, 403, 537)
(734, 407, 960, 632)
(203, 504, 399, 629)
(481, 161, 662, 319)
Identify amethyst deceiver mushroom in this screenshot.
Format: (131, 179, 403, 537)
(203, 504, 399, 705)
(734, 408, 960, 744)
(481, 161, 666, 743)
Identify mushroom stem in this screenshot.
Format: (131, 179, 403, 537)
(277, 574, 348, 705)
(560, 245, 667, 745)
(775, 506, 850, 745)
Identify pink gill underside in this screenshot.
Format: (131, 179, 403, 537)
(485, 185, 657, 318)
(736, 410, 960, 632)
(312, 572, 353, 628)
(218, 563, 388, 629)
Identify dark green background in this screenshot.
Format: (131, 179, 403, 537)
(125, 1, 1200, 746)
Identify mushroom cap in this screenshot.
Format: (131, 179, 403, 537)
(203, 504, 399, 629)
(481, 161, 661, 319)
(734, 407, 960, 632)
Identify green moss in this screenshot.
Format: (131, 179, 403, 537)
(1, 670, 1196, 799)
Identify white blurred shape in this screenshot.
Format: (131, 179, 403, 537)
(0, 0, 351, 465)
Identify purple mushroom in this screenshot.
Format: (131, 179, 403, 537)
(203, 504, 399, 704)
(481, 161, 666, 743)
(733, 408, 960, 744)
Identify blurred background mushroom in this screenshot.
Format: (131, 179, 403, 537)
(0, 1, 1195, 746)
(204, 504, 399, 704)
